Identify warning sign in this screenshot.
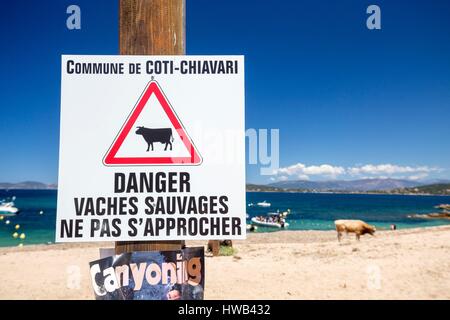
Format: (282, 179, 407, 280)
(57, 55, 246, 242)
(104, 80, 202, 165)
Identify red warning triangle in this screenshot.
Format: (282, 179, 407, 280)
(103, 80, 202, 166)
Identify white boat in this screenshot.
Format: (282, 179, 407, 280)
(0, 202, 20, 216)
(251, 217, 289, 228)
(256, 201, 271, 207)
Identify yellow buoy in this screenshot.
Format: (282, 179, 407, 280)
(12, 232, 19, 239)
(18, 243, 23, 247)
(15, 224, 20, 230)
(0, 216, 4, 220)
(19, 233, 26, 240)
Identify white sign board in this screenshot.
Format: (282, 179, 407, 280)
(57, 55, 246, 242)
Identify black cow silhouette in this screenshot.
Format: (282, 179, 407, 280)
(135, 126, 174, 151)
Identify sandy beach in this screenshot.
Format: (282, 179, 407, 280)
(1, 226, 450, 300)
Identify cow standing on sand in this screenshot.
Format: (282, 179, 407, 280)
(334, 219, 376, 242)
(135, 126, 174, 151)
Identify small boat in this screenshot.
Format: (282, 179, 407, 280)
(251, 217, 289, 228)
(247, 203, 254, 207)
(256, 201, 271, 207)
(268, 209, 291, 217)
(0, 201, 20, 216)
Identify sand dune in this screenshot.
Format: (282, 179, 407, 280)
(1, 226, 449, 299)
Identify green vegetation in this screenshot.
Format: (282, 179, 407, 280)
(246, 184, 284, 192)
(219, 245, 237, 256)
(393, 183, 450, 195)
(246, 183, 450, 195)
(246, 184, 307, 193)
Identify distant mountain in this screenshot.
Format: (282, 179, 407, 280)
(269, 178, 422, 192)
(0, 181, 57, 190)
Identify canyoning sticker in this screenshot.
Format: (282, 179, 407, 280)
(89, 247, 204, 300)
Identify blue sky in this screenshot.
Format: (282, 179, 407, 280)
(1, 0, 449, 184)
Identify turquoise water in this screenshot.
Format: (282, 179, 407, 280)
(1, 190, 450, 247)
(247, 192, 450, 232)
(0, 190, 56, 247)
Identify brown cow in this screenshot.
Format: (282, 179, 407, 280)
(334, 219, 376, 242)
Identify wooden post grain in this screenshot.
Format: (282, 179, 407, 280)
(115, 0, 185, 254)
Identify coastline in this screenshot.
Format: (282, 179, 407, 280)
(247, 190, 450, 197)
(2, 189, 450, 248)
(1, 225, 449, 299)
(1, 187, 448, 196)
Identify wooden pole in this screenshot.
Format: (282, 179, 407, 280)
(115, 0, 185, 254)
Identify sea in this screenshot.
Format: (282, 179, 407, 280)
(1, 189, 450, 247)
